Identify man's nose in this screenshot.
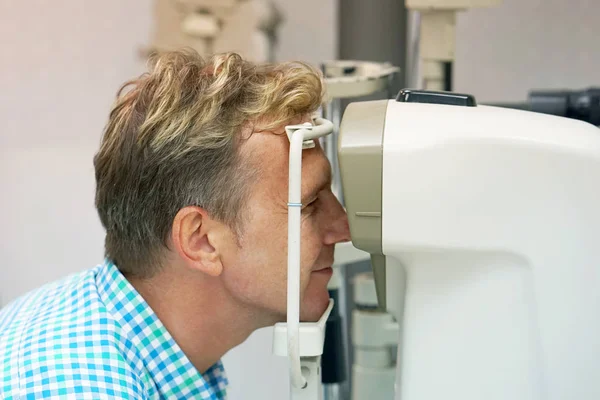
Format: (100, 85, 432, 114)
(323, 198, 351, 245)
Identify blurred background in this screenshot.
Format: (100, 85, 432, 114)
(1, 0, 599, 398)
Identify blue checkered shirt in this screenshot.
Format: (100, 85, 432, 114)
(0, 261, 228, 399)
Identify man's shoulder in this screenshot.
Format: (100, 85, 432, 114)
(1, 359, 147, 399)
(0, 264, 149, 399)
(0, 266, 105, 365)
(0, 266, 100, 333)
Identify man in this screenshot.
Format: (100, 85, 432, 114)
(0, 50, 350, 399)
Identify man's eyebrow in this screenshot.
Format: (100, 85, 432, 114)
(302, 161, 333, 203)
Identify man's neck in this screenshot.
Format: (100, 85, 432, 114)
(127, 266, 270, 374)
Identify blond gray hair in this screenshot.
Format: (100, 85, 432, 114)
(94, 49, 324, 277)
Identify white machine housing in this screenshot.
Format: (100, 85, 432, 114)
(338, 92, 600, 400)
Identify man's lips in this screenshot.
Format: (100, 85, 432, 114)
(312, 266, 333, 274)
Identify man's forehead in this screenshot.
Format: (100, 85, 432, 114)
(240, 128, 331, 198)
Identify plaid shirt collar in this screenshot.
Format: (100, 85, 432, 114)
(95, 260, 228, 399)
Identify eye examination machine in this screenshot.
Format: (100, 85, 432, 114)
(339, 91, 600, 400)
(274, 88, 600, 400)
(338, 89, 600, 400)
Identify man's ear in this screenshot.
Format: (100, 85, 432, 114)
(171, 206, 223, 277)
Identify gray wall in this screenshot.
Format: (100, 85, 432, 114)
(339, 0, 407, 92)
(455, 0, 600, 102)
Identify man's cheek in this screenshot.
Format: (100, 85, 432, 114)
(300, 253, 320, 288)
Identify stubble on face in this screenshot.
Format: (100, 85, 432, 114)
(218, 120, 334, 325)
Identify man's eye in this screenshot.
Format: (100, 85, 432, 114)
(303, 198, 318, 212)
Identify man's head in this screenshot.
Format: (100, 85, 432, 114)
(94, 49, 350, 324)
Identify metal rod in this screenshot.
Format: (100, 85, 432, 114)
(323, 383, 341, 400)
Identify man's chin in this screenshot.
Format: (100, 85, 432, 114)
(300, 294, 331, 322)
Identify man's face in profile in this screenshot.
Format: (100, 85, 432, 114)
(217, 118, 351, 323)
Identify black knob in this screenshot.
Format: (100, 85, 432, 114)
(396, 89, 477, 107)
